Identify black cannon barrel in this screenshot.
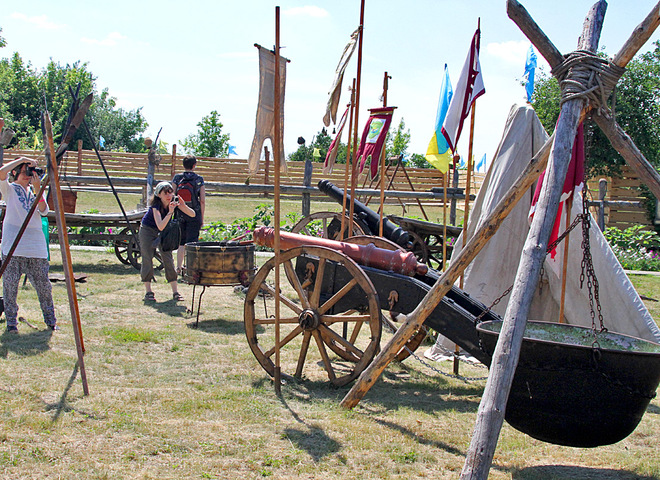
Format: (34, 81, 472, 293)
(318, 179, 410, 248)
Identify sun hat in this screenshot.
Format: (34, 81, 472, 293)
(154, 181, 173, 196)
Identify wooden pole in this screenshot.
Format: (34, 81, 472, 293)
(460, 4, 606, 478)
(558, 197, 572, 323)
(170, 144, 177, 179)
(273, 6, 282, 394)
(598, 178, 607, 230)
(77, 139, 83, 176)
(340, 80, 357, 239)
(349, 0, 366, 238)
(341, 129, 556, 410)
(43, 112, 89, 396)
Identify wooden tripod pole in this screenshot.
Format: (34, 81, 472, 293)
(273, 6, 282, 394)
(43, 112, 89, 396)
(340, 80, 357, 239)
(460, 3, 606, 478)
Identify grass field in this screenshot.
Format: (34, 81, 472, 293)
(1, 195, 660, 479)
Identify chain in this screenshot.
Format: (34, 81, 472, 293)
(581, 191, 606, 346)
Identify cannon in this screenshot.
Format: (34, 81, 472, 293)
(316, 179, 411, 248)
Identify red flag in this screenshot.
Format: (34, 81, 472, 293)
(323, 105, 349, 174)
(529, 121, 585, 259)
(356, 107, 395, 179)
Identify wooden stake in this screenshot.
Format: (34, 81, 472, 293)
(348, 0, 366, 238)
(558, 197, 572, 323)
(341, 129, 556, 410)
(340, 80, 357, 239)
(460, 4, 606, 478)
(43, 112, 89, 396)
(273, 6, 282, 394)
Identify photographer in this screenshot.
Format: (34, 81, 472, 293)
(0, 157, 57, 333)
(139, 181, 195, 302)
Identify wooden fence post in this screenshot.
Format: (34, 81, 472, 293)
(302, 158, 313, 217)
(450, 167, 459, 225)
(77, 139, 83, 176)
(170, 144, 177, 179)
(598, 178, 607, 231)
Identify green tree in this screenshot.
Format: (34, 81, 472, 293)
(179, 110, 231, 157)
(531, 41, 660, 221)
(408, 152, 432, 169)
(0, 50, 148, 151)
(287, 128, 343, 163)
(385, 118, 411, 160)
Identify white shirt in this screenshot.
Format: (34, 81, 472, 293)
(0, 177, 48, 258)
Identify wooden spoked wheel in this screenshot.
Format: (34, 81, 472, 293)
(114, 227, 134, 265)
(291, 212, 367, 240)
(244, 246, 381, 387)
(381, 313, 430, 362)
(408, 230, 430, 266)
(126, 234, 163, 271)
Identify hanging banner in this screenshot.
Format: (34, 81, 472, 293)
(356, 107, 395, 179)
(323, 105, 349, 174)
(323, 27, 360, 127)
(247, 45, 289, 175)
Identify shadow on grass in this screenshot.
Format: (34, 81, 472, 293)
(49, 260, 136, 277)
(0, 327, 53, 358)
(142, 299, 188, 318)
(187, 317, 245, 335)
(512, 465, 660, 480)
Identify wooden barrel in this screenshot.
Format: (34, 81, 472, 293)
(477, 320, 660, 447)
(183, 241, 255, 286)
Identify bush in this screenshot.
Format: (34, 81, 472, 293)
(604, 225, 660, 271)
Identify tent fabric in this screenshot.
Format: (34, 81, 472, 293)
(426, 104, 660, 361)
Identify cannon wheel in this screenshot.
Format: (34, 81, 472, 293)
(407, 231, 430, 265)
(244, 246, 381, 387)
(291, 212, 367, 240)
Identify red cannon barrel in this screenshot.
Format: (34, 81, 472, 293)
(254, 226, 428, 277)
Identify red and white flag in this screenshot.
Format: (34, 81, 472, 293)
(356, 107, 395, 179)
(529, 121, 585, 259)
(441, 28, 485, 153)
(323, 105, 349, 174)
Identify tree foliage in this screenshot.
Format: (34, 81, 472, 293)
(287, 128, 344, 164)
(0, 46, 148, 151)
(531, 42, 660, 178)
(385, 118, 411, 160)
(179, 110, 231, 157)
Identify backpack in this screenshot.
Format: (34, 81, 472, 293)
(174, 173, 201, 210)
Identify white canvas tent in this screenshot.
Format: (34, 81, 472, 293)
(427, 103, 660, 361)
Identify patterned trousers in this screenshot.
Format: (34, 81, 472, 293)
(2, 255, 57, 327)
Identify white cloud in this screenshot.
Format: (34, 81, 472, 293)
(283, 6, 329, 18)
(485, 40, 530, 65)
(80, 32, 126, 47)
(10, 12, 65, 30)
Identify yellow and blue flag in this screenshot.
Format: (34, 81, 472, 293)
(524, 45, 537, 102)
(425, 64, 453, 173)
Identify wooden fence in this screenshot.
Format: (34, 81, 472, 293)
(4, 145, 653, 229)
(3, 144, 484, 201)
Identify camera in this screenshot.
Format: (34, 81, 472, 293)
(26, 165, 44, 177)
(173, 196, 179, 203)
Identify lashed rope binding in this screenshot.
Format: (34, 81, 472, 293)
(551, 50, 625, 113)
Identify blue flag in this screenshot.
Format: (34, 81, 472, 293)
(475, 153, 487, 172)
(425, 64, 454, 173)
(99, 135, 106, 148)
(228, 145, 237, 156)
(524, 45, 537, 102)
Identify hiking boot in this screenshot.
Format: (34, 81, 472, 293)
(6, 325, 18, 334)
(48, 324, 60, 331)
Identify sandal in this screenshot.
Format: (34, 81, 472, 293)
(172, 292, 184, 302)
(143, 292, 156, 302)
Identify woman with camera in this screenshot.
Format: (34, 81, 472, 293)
(0, 157, 57, 333)
(139, 181, 195, 302)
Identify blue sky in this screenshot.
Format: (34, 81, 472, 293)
(3, 1, 659, 169)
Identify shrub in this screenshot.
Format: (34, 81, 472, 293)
(604, 225, 660, 271)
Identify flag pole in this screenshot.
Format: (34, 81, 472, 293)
(349, 0, 366, 237)
(340, 79, 357, 239)
(273, 5, 282, 394)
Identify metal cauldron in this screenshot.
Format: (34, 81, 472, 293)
(183, 241, 255, 286)
(477, 320, 660, 447)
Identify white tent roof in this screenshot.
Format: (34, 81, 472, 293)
(437, 104, 660, 346)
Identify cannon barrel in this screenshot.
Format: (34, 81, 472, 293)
(254, 227, 427, 276)
(318, 180, 410, 248)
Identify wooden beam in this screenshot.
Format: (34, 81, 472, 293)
(460, 3, 606, 478)
(340, 130, 555, 410)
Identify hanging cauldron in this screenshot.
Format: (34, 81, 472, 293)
(183, 241, 255, 286)
(477, 320, 660, 448)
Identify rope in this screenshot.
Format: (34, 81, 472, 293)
(551, 50, 625, 113)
